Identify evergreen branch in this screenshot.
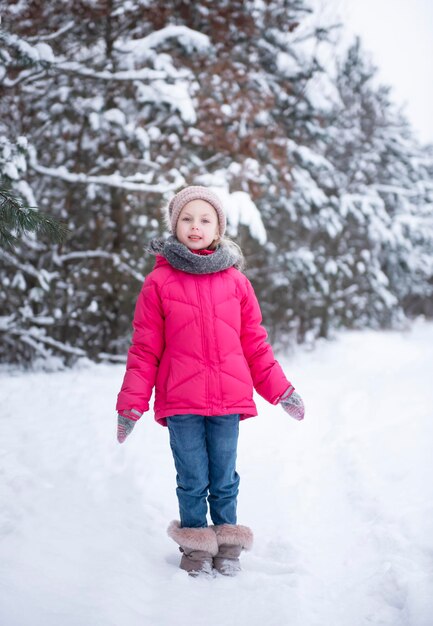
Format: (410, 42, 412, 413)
(0, 187, 69, 250)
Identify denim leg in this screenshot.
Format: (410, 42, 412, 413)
(205, 414, 240, 526)
(167, 414, 209, 528)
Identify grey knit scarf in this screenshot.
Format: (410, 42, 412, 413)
(147, 236, 243, 274)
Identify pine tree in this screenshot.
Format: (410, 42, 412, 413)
(324, 38, 433, 331)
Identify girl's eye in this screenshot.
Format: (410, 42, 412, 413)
(182, 217, 210, 223)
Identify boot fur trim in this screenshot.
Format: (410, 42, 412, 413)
(212, 524, 254, 551)
(167, 521, 218, 556)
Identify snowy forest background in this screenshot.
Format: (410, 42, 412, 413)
(1, 0, 433, 368)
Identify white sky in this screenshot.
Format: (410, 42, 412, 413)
(334, 0, 433, 144)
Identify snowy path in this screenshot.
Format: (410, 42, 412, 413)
(1, 321, 433, 626)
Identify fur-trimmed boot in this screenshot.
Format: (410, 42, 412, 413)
(167, 520, 218, 576)
(212, 524, 254, 576)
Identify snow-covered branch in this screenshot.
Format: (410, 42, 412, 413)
(0, 249, 57, 290)
(56, 61, 190, 82)
(115, 25, 211, 58)
(27, 21, 75, 43)
(53, 251, 145, 283)
(28, 150, 184, 193)
(97, 352, 127, 363)
(373, 184, 421, 197)
(9, 327, 87, 357)
(2, 24, 207, 87)
(1, 69, 48, 89)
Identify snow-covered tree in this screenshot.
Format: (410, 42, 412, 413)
(323, 39, 433, 331)
(0, 3, 432, 366)
(0, 0, 333, 363)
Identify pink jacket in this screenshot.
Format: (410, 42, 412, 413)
(116, 256, 293, 426)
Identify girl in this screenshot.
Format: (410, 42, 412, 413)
(116, 186, 304, 577)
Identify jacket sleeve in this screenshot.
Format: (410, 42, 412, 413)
(116, 276, 165, 416)
(240, 276, 293, 405)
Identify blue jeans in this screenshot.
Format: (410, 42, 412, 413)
(167, 414, 240, 528)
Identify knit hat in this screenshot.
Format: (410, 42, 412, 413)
(167, 186, 226, 237)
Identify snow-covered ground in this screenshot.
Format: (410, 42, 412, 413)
(1, 320, 432, 626)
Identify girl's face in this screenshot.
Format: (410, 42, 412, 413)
(176, 200, 219, 250)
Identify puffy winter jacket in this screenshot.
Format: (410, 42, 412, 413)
(116, 255, 292, 426)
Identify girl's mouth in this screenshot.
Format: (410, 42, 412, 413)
(189, 236, 201, 240)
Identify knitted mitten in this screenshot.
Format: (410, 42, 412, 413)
(117, 415, 135, 443)
(280, 388, 305, 421)
(117, 409, 141, 443)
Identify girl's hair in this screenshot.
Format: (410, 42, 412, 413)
(217, 236, 246, 271)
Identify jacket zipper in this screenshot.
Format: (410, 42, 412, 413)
(194, 276, 210, 409)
